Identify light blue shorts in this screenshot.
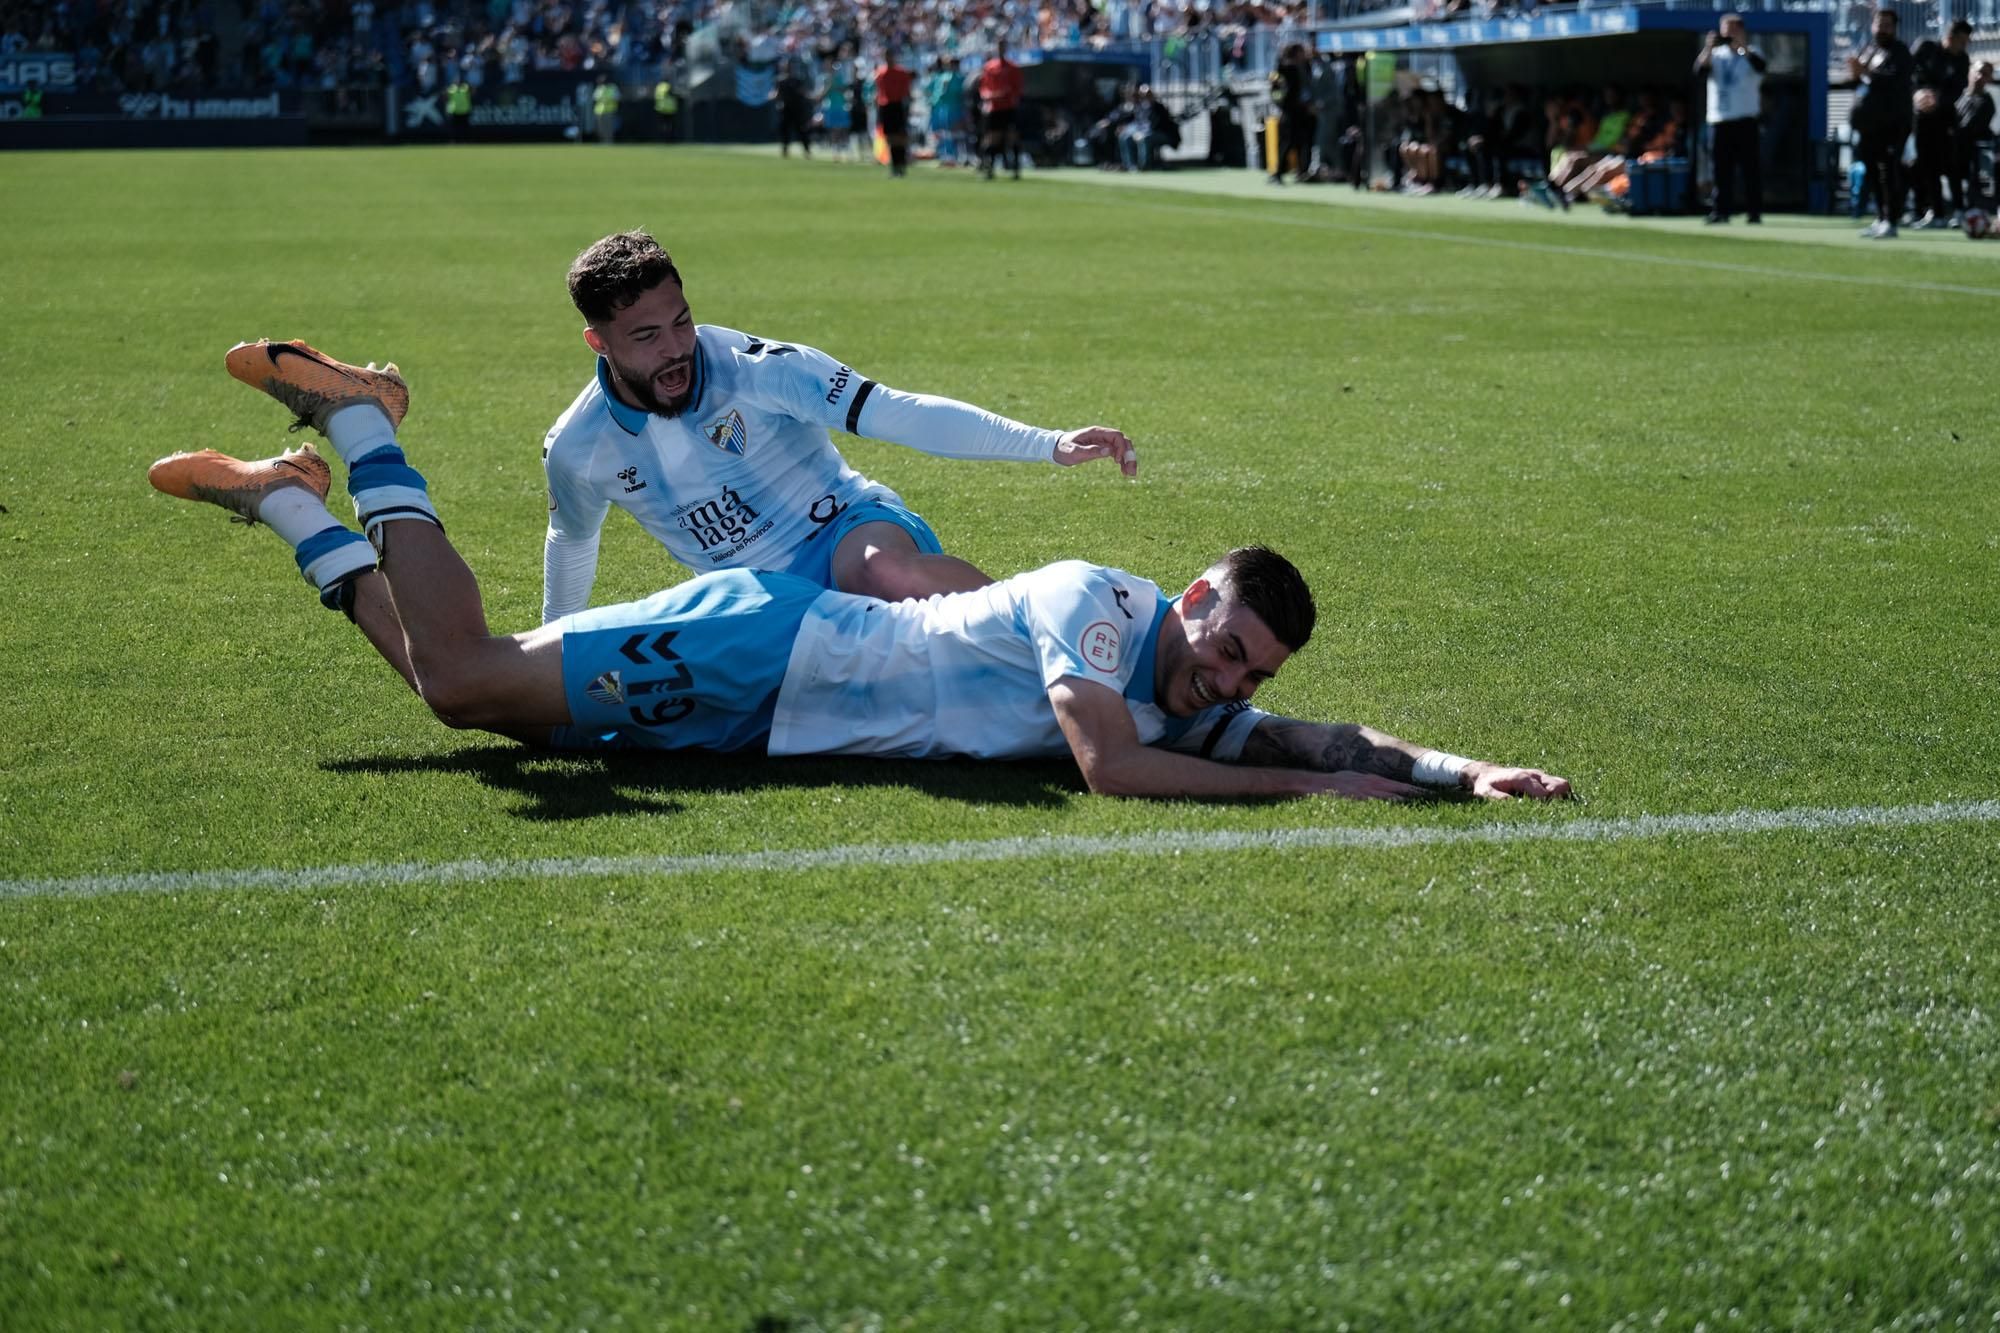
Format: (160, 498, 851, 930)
(779, 494, 943, 590)
(554, 569, 822, 753)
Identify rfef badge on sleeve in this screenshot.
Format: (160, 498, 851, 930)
(1079, 621, 1122, 673)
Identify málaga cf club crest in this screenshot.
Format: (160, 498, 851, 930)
(703, 409, 747, 457)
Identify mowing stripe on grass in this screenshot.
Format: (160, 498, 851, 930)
(4, 799, 1997, 901)
(1117, 198, 2000, 300)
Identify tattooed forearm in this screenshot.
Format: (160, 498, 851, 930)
(1234, 717, 1421, 778)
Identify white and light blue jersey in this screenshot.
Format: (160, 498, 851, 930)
(541, 325, 1064, 622)
(769, 560, 1213, 760)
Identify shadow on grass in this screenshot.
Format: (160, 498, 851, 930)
(321, 744, 1081, 822)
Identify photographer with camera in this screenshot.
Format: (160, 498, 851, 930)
(1696, 13, 1767, 225)
(1839, 7, 1914, 239)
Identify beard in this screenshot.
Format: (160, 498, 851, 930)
(607, 351, 695, 419)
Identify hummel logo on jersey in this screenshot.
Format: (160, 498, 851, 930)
(617, 466, 648, 493)
(1112, 587, 1133, 619)
(703, 410, 748, 457)
(741, 340, 795, 358)
(824, 365, 854, 405)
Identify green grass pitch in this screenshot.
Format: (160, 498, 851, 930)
(3, 146, 1999, 1329)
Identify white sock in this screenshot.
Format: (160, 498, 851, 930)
(258, 485, 342, 547)
(323, 403, 398, 467)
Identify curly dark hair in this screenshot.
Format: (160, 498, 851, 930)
(1210, 546, 1316, 653)
(567, 231, 684, 324)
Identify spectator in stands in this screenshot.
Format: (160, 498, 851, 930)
(1910, 19, 1972, 227)
(1267, 40, 1312, 184)
(1539, 88, 1596, 189)
(874, 47, 913, 177)
(1841, 7, 1913, 238)
(979, 38, 1025, 181)
(1564, 90, 1685, 208)
(1956, 61, 1996, 212)
(1454, 89, 1494, 197)
(1696, 13, 1766, 225)
(1469, 84, 1537, 199)
(1535, 86, 1628, 209)
(1397, 88, 1452, 194)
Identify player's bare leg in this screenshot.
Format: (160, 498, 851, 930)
(831, 521, 993, 600)
(158, 339, 573, 736)
(343, 572, 419, 690)
(146, 444, 417, 684)
(365, 517, 570, 731)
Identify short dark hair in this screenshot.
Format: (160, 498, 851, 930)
(567, 231, 683, 324)
(1874, 6, 1897, 22)
(1950, 18, 1973, 35)
(1209, 546, 1316, 653)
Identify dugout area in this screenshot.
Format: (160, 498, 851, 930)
(1317, 8, 1832, 213)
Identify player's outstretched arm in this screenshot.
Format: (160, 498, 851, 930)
(1052, 427, 1140, 478)
(843, 380, 1137, 474)
(1233, 714, 1573, 801)
(1048, 679, 1422, 800)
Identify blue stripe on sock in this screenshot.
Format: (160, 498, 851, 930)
(350, 444, 406, 469)
(293, 524, 370, 576)
(347, 461, 429, 494)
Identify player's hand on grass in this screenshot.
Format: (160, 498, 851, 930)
(1054, 427, 1139, 478)
(1469, 766, 1572, 801)
(1313, 770, 1428, 802)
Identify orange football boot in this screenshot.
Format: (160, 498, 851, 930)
(224, 339, 409, 434)
(147, 444, 332, 524)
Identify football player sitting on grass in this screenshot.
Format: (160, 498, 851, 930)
(148, 342, 1571, 803)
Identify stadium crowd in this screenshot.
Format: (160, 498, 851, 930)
(3, 0, 1316, 95)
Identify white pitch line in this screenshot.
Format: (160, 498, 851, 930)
(4, 799, 1997, 902)
(1110, 196, 2000, 300)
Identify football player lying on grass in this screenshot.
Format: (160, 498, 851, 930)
(148, 341, 1571, 803)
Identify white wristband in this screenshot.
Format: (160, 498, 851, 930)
(1411, 750, 1473, 788)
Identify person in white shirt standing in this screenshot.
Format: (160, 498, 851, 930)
(1696, 13, 1767, 225)
(542, 231, 1139, 624)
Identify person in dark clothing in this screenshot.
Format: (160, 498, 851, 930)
(1956, 61, 1996, 212)
(1117, 85, 1181, 171)
(1841, 7, 1914, 238)
(1696, 13, 1768, 224)
(1484, 84, 1539, 198)
(846, 62, 869, 158)
(1910, 19, 1972, 225)
(1268, 42, 1313, 184)
(776, 59, 814, 158)
(1090, 91, 1135, 168)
